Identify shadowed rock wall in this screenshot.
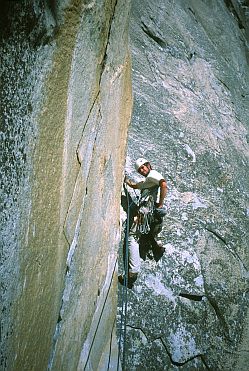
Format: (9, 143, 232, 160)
(0, 0, 132, 370)
(120, 0, 249, 370)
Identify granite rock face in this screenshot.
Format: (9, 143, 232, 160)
(0, 1, 132, 370)
(119, 0, 249, 370)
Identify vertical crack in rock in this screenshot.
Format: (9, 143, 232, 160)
(107, 319, 116, 370)
(84, 260, 117, 367)
(62, 0, 120, 248)
(49, 151, 97, 368)
(1, 0, 132, 368)
(75, 91, 100, 165)
(64, 105, 102, 270)
(224, 0, 245, 30)
(62, 93, 101, 248)
(99, 0, 118, 75)
(77, 256, 118, 370)
(48, 1, 126, 367)
(188, 7, 198, 22)
(63, 0, 118, 245)
(48, 0, 124, 358)
(47, 297, 66, 370)
(62, 0, 119, 259)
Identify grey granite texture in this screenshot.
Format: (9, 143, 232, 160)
(119, 0, 249, 369)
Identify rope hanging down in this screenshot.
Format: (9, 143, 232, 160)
(117, 184, 136, 370)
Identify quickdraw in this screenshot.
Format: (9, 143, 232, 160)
(136, 195, 155, 234)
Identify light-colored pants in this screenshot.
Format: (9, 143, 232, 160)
(128, 234, 141, 274)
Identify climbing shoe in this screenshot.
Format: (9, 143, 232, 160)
(152, 242, 165, 262)
(118, 273, 138, 289)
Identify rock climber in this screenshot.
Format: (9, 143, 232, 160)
(119, 158, 167, 289)
(125, 158, 167, 208)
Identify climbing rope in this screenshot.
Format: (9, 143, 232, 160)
(117, 184, 134, 370)
(117, 184, 156, 369)
(117, 185, 157, 369)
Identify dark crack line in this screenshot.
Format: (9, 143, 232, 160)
(179, 292, 204, 301)
(99, 0, 118, 76)
(62, 90, 101, 248)
(63, 228, 71, 247)
(217, 77, 230, 91)
(107, 319, 116, 371)
(205, 227, 249, 272)
(46, 2, 122, 370)
(141, 21, 166, 48)
(76, 90, 101, 163)
(64, 97, 104, 246)
(47, 299, 65, 369)
(224, 0, 245, 30)
(198, 258, 233, 343)
(188, 7, 198, 22)
(158, 337, 209, 368)
(62, 192, 85, 251)
(206, 295, 232, 342)
(84, 258, 118, 370)
(74, 0, 118, 164)
(63, 113, 102, 268)
(200, 355, 212, 370)
(205, 227, 227, 245)
(123, 324, 149, 341)
(76, 0, 118, 163)
(56, 108, 106, 368)
(67, 104, 101, 209)
(87, 106, 103, 166)
(124, 328, 211, 369)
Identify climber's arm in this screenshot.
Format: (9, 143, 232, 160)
(124, 176, 143, 189)
(157, 179, 167, 208)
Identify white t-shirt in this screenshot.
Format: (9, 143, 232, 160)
(137, 170, 164, 202)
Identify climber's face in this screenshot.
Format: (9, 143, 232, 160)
(138, 163, 150, 177)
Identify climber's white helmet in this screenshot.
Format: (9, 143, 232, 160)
(135, 158, 149, 171)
